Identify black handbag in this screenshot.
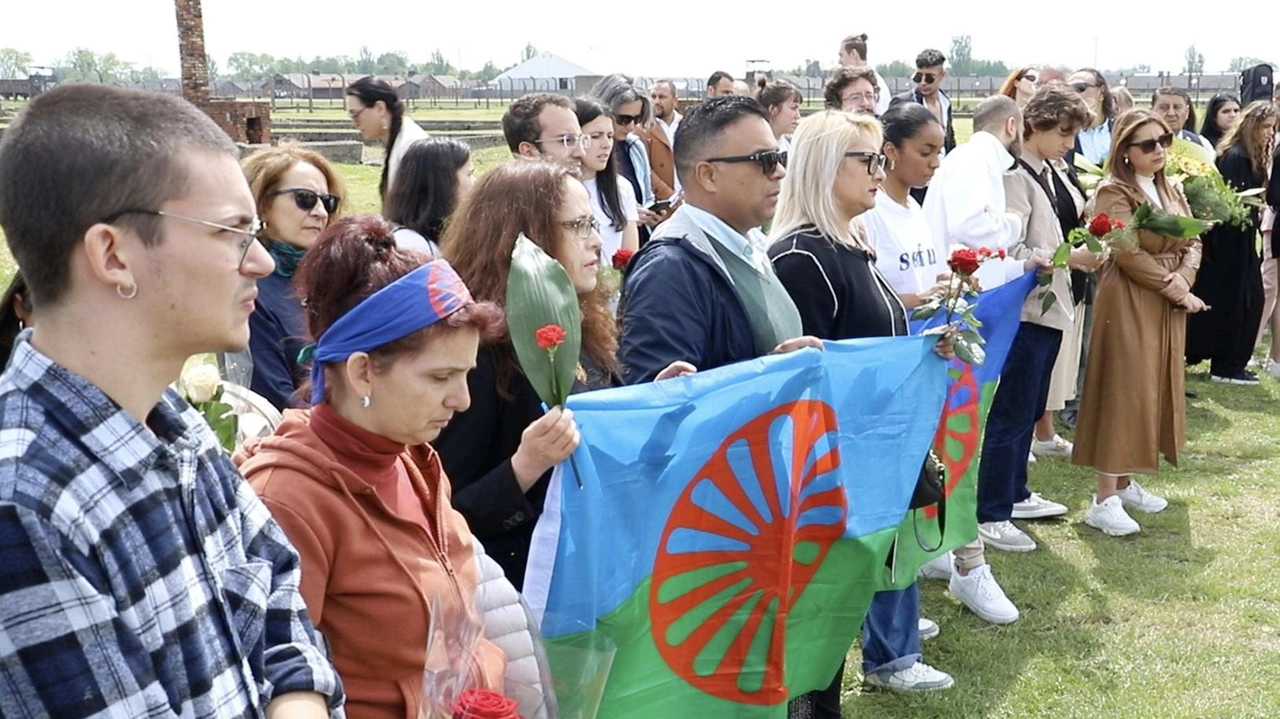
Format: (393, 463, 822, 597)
(910, 450, 947, 552)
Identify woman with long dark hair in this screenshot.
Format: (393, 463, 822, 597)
(345, 76, 429, 200)
(574, 97, 639, 261)
(590, 74, 661, 232)
(1186, 101, 1277, 385)
(1200, 93, 1242, 150)
(435, 161, 692, 588)
(0, 272, 32, 368)
(384, 138, 474, 256)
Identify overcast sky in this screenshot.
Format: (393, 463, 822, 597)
(3, 1, 1274, 79)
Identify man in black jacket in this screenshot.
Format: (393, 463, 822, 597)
(889, 49, 957, 155)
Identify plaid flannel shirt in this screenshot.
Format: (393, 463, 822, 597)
(0, 335, 343, 718)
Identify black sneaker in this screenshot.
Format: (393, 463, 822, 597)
(1210, 369, 1260, 386)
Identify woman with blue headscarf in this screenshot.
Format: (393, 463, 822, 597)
(237, 216, 518, 719)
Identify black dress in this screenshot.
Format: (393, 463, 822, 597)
(1185, 145, 1266, 376)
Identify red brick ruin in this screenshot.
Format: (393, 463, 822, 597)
(174, 0, 270, 144)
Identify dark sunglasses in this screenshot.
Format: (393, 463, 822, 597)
(705, 149, 788, 175)
(1021, 72, 1038, 83)
(273, 188, 340, 214)
(613, 113, 641, 126)
(912, 72, 938, 84)
(1070, 82, 1099, 93)
(1131, 132, 1174, 154)
(845, 151, 888, 175)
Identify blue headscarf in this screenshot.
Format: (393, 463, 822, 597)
(308, 259, 472, 404)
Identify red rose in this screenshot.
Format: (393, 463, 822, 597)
(612, 248, 635, 270)
(452, 689, 520, 719)
(535, 324, 566, 350)
(1112, 219, 1125, 229)
(977, 247, 992, 258)
(997, 248, 1007, 259)
(1088, 214, 1114, 238)
(947, 247, 981, 276)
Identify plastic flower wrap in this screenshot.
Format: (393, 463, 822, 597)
(421, 594, 526, 719)
(1165, 139, 1264, 229)
(910, 246, 1006, 365)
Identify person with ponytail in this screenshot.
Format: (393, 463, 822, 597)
(241, 144, 346, 410)
(756, 77, 803, 152)
(345, 76, 429, 200)
(237, 216, 511, 719)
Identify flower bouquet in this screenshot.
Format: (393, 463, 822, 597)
(1164, 139, 1264, 229)
(910, 246, 1006, 365)
(178, 357, 237, 452)
(1067, 204, 1210, 253)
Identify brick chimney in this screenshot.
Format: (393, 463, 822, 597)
(174, 0, 210, 105)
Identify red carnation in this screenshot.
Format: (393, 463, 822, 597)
(997, 248, 1007, 259)
(535, 324, 566, 350)
(1088, 214, 1114, 238)
(612, 248, 635, 271)
(947, 247, 981, 276)
(452, 689, 520, 719)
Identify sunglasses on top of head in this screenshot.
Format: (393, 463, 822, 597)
(273, 188, 340, 214)
(1131, 132, 1174, 154)
(705, 149, 788, 175)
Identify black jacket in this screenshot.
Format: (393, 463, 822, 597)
(889, 89, 956, 153)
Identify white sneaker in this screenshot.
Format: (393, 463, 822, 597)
(948, 564, 1019, 624)
(1266, 359, 1280, 379)
(1116, 478, 1168, 513)
(1084, 494, 1141, 536)
(978, 520, 1037, 552)
(918, 617, 939, 641)
(1027, 450, 1037, 463)
(863, 662, 955, 692)
(1010, 492, 1069, 519)
(1031, 434, 1073, 459)
(918, 552, 953, 581)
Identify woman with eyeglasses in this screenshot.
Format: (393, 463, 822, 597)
(998, 66, 1037, 108)
(1200, 93, 1242, 150)
(345, 76, 429, 201)
(574, 97, 640, 261)
(383, 138, 475, 257)
(1072, 109, 1206, 537)
(1067, 68, 1116, 164)
(769, 111, 956, 708)
(435, 161, 692, 587)
(756, 77, 804, 151)
(590, 75, 662, 232)
(1185, 101, 1277, 386)
(241, 144, 345, 411)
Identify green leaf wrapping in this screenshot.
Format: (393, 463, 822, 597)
(505, 234, 583, 407)
(1135, 205, 1213, 239)
(1051, 243, 1072, 267)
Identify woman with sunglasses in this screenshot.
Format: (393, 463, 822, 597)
(242, 144, 345, 410)
(590, 75, 661, 232)
(384, 138, 475, 257)
(345, 76, 429, 201)
(1072, 109, 1206, 537)
(436, 161, 692, 588)
(1200, 93, 1242, 150)
(1067, 68, 1117, 164)
(756, 77, 804, 150)
(769, 111, 956, 708)
(1185, 101, 1277, 386)
(998, 66, 1037, 108)
(574, 97, 639, 262)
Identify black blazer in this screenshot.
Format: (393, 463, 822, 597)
(889, 89, 956, 153)
(1266, 145, 1279, 254)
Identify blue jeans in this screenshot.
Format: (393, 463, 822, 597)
(861, 583, 922, 676)
(976, 322, 1063, 523)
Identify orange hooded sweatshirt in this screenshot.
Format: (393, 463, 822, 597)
(236, 406, 505, 719)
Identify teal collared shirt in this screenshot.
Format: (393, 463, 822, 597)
(682, 203, 771, 275)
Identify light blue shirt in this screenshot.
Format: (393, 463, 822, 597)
(681, 203, 771, 275)
(1077, 120, 1112, 165)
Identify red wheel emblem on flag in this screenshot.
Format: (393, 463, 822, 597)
(649, 400, 847, 705)
(924, 362, 980, 519)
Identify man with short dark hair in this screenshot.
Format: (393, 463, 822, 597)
(1152, 86, 1215, 156)
(0, 84, 342, 718)
(706, 71, 734, 98)
(890, 49, 957, 155)
(837, 33, 890, 115)
(645, 79, 681, 198)
(501, 92, 586, 167)
(619, 96, 818, 384)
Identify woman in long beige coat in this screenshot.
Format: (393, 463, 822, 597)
(1072, 109, 1207, 537)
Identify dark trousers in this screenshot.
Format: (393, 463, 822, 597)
(977, 322, 1063, 523)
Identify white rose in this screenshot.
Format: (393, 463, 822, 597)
(182, 364, 222, 404)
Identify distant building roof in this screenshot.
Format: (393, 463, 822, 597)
(495, 52, 594, 81)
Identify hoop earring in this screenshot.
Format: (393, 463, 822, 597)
(361, 395, 371, 408)
(117, 283, 138, 300)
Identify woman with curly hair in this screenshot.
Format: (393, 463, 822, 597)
(435, 161, 693, 587)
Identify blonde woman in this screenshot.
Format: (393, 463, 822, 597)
(768, 111, 954, 707)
